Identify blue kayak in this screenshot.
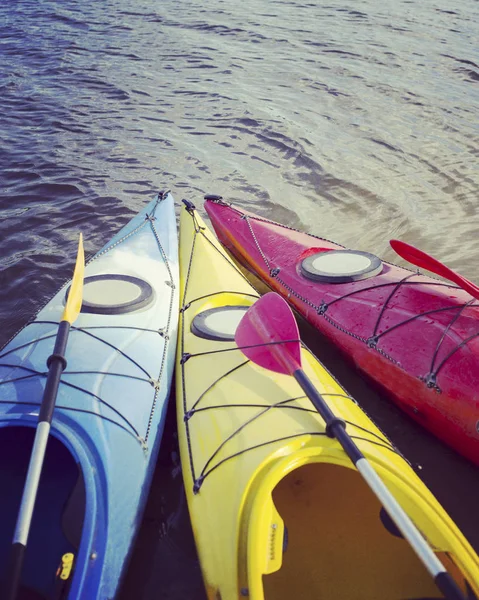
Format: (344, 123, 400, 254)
(0, 191, 178, 599)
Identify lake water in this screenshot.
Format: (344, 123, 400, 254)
(1, 0, 478, 597)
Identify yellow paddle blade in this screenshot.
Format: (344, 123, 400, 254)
(62, 233, 85, 323)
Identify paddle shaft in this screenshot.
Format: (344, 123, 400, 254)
(6, 321, 70, 600)
(294, 369, 465, 600)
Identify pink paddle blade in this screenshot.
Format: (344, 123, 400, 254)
(235, 292, 302, 375)
(390, 239, 479, 301)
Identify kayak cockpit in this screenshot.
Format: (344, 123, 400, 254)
(0, 426, 85, 600)
(245, 462, 472, 600)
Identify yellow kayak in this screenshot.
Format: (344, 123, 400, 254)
(176, 200, 479, 600)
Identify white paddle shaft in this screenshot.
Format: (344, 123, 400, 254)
(13, 421, 51, 546)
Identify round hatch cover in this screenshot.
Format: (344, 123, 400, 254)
(191, 306, 249, 342)
(301, 250, 383, 283)
(66, 274, 154, 315)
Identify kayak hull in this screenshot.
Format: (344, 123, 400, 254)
(205, 198, 479, 466)
(0, 191, 179, 598)
(177, 201, 479, 600)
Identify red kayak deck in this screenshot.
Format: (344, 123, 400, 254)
(205, 197, 479, 466)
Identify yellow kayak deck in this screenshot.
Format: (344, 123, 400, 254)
(176, 202, 479, 600)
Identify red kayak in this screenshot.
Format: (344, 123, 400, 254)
(205, 196, 479, 466)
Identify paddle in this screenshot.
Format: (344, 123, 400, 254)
(390, 239, 479, 301)
(235, 292, 466, 600)
(6, 235, 85, 600)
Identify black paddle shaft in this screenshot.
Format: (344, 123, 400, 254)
(40, 320, 70, 423)
(293, 369, 363, 464)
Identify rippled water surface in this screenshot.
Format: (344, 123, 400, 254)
(1, 0, 478, 597)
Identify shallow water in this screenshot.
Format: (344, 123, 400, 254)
(1, 0, 479, 597)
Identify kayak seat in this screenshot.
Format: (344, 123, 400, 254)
(262, 463, 463, 600)
(0, 426, 85, 599)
